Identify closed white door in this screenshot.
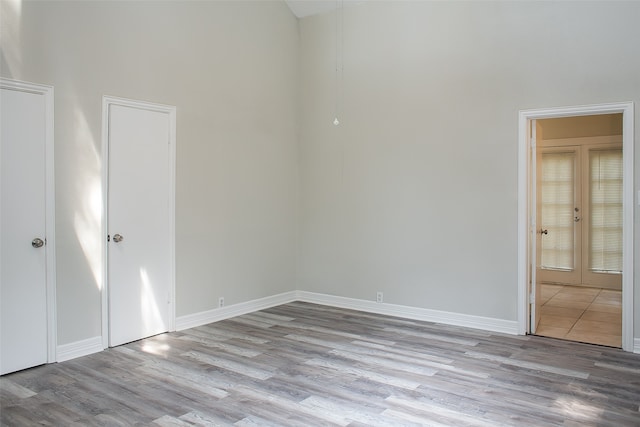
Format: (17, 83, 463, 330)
(538, 144, 622, 290)
(106, 100, 175, 347)
(1, 81, 55, 375)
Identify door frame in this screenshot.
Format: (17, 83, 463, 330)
(0, 78, 57, 363)
(517, 102, 634, 351)
(100, 96, 176, 349)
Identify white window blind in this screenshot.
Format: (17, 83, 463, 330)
(589, 149, 623, 273)
(540, 152, 575, 271)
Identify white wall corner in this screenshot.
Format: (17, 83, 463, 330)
(57, 336, 103, 362)
(175, 291, 298, 331)
(295, 291, 519, 335)
(634, 338, 640, 354)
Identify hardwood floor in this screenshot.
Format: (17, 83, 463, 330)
(537, 284, 622, 347)
(2, 302, 640, 426)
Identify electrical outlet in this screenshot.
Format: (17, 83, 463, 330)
(218, 297, 225, 308)
(376, 292, 383, 303)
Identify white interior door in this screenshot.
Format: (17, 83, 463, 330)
(106, 99, 175, 347)
(530, 120, 542, 333)
(1, 80, 55, 375)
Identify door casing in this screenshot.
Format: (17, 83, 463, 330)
(517, 102, 634, 351)
(0, 78, 57, 368)
(100, 96, 176, 349)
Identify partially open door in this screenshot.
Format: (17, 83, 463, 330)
(530, 120, 542, 333)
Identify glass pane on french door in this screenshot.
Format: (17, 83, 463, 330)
(539, 148, 581, 284)
(583, 147, 622, 288)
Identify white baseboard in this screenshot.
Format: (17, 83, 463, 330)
(175, 291, 297, 331)
(58, 294, 635, 364)
(57, 336, 103, 362)
(55, 290, 528, 364)
(295, 291, 519, 335)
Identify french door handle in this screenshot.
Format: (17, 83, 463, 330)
(574, 216, 581, 222)
(113, 234, 124, 243)
(539, 229, 548, 235)
(31, 237, 45, 248)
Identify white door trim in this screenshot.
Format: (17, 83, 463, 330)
(518, 102, 634, 351)
(100, 96, 176, 349)
(0, 78, 57, 363)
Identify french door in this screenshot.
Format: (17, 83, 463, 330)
(539, 144, 622, 289)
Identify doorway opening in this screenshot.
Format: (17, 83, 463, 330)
(536, 115, 622, 346)
(517, 102, 634, 351)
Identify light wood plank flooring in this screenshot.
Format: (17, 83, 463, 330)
(2, 302, 640, 426)
(537, 284, 622, 347)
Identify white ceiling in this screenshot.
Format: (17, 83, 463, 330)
(285, 1, 363, 18)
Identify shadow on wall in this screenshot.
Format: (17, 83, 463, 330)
(0, 51, 15, 79)
(1, 0, 22, 78)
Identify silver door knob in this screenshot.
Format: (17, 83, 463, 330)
(113, 234, 124, 243)
(32, 238, 45, 248)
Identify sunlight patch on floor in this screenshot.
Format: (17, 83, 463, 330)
(554, 396, 604, 422)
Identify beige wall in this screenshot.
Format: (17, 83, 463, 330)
(297, 1, 640, 328)
(2, 0, 639, 346)
(1, 0, 299, 344)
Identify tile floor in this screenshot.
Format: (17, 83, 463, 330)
(536, 284, 622, 347)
